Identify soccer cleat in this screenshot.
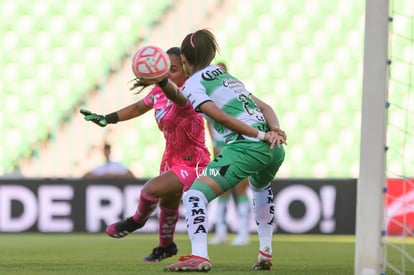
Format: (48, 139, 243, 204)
(143, 242, 178, 262)
(164, 255, 211, 272)
(106, 217, 144, 238)
(252, 250, 272, 271)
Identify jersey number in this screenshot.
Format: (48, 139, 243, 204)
(237, 94, 265, 122)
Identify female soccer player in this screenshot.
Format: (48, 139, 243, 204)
(152, 29, 287, 272)
(208, 62, 251, 246)
(80, 47, 210, 262)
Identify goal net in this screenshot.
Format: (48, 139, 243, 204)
(383, 0, 414, 274)
(355, 0, 414, 274)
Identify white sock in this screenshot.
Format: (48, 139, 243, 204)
(251, 183, 274, 255)
(183, 189, 209, 259)
(215, 197, 228, 238)
(237, 200, 251, 239)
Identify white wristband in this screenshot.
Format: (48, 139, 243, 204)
(256, 131, 265, 140)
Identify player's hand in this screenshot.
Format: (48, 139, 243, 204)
(80, 109, 107, 127)
(265, 129, 287, 149)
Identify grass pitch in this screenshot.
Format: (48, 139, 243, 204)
(0, 233, 412, 274)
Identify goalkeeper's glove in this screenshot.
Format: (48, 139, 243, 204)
(80, 109, 119, 127)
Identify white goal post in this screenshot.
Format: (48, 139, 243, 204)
(354, 0, 389, 274)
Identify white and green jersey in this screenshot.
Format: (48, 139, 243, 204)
(181, 65, 268, 143)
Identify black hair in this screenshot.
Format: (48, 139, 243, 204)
(167, 47, 181, 57)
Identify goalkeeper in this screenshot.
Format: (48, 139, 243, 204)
(80, 47, 210, 262)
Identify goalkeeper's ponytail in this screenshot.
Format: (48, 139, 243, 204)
(129, 78, 151, 94)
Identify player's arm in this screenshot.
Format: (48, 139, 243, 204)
(253, 95, 287, 143)
(252, 95, 280, 130)
(158, 78, 187, 106)
(199, 101, 286, 149)
(115, 99, 152, 121)
(80, 99, 151, 127)
(198, 101, 263, 140)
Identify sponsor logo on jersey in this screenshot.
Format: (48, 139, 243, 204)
(201, 68, 223, 81)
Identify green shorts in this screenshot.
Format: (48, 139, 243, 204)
(192, 140, 285, 199)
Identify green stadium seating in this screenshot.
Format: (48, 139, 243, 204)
(211, 0, 366, 178)
(0, 0, 172, 174)
(6, 0, 407, 180)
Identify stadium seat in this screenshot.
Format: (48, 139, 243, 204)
(0, 0, 174, 174)
(2, 0, 373, 179)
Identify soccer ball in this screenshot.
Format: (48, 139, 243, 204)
(131, 45, 171, 84)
